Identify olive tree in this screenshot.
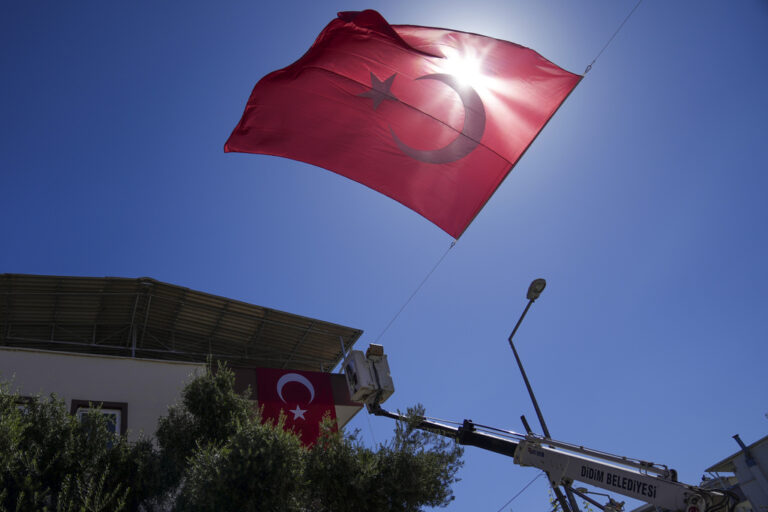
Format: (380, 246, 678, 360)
(1, 364, 463, 511)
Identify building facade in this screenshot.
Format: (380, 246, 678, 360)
(0, 274, 363, 441)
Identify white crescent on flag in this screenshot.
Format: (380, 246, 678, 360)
(276, 373, 315, 404)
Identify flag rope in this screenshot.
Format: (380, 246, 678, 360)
(584, 0, 645, 74)
(374, 239, 456, 344)
(494, 472, 545, 512)
(365, 408, 378, 446)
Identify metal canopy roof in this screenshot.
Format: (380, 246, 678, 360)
(706, 434, 768, 473)
(0, 274, 363, 372)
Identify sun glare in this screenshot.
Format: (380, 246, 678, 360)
(440, 47, 493, 92)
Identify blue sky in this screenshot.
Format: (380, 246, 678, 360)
(2, 1, 767, 510)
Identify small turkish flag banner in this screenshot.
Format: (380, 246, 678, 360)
(226, 9, 580, 238)
(256, 368, 336, 445)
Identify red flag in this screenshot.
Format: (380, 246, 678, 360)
(256, 368, 336, 445)
(226, 10, 581, 238)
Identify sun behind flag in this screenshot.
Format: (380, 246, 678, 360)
(226, 10, 581, 238)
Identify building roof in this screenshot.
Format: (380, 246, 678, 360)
(706, 434, 768, 473)
(0, 274, 363, 372)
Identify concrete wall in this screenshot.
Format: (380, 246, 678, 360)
(0, 347, 205, 441)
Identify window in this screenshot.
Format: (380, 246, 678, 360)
(70, 400, 128, 435)
(0, 396, 34, 418)
(15, 396, 33, 413)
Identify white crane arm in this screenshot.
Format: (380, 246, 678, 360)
(515, 438, 709, 512)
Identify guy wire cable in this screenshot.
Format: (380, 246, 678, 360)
(374, 239, 456, 344)
(584, 0, 645, 74)
(495, 472, 545, 512)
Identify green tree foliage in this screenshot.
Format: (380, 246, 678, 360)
(175, 417, 306, 512)
(155, 361, 254, 491)
(56, 468, 128, 512)
(303, 410, 464, 512)
(0, 382, 154, 511)
(0, 363, 463, 511)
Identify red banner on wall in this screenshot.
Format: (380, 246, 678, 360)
(256, 368, 336, 445)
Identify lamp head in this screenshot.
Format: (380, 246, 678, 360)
(526, 278, 546, 301)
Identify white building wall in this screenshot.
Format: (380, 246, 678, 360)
(0, 347, 205, 441)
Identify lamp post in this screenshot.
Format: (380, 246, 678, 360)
(507, 278, 550, 438)
(508, 279, 580, 512)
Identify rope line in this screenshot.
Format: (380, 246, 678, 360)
(365, 409, 378, 446)
(495, 472, 545, 512)
(374, 239, 456, 344)
(584, 0, 644, 74)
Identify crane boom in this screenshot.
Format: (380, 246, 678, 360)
(346, 345, 731, 512)
(369, 405, 715, 512)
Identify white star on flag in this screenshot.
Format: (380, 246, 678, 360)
(289, 405, 307, 420)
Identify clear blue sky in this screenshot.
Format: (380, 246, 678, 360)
(2, 1, 767, 510)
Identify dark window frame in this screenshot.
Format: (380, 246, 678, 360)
(70, 399, 128, 435)
(7, 396, 34, 415)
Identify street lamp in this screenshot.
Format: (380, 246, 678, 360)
(527, 278, 546, 301)
(508, 279, 584, 512)
(507, 278, 550, 438)
(508, 279, 583, 512)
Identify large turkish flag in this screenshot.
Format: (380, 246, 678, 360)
(226, 9, 580, 238)
(256, 368, 336, 445)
